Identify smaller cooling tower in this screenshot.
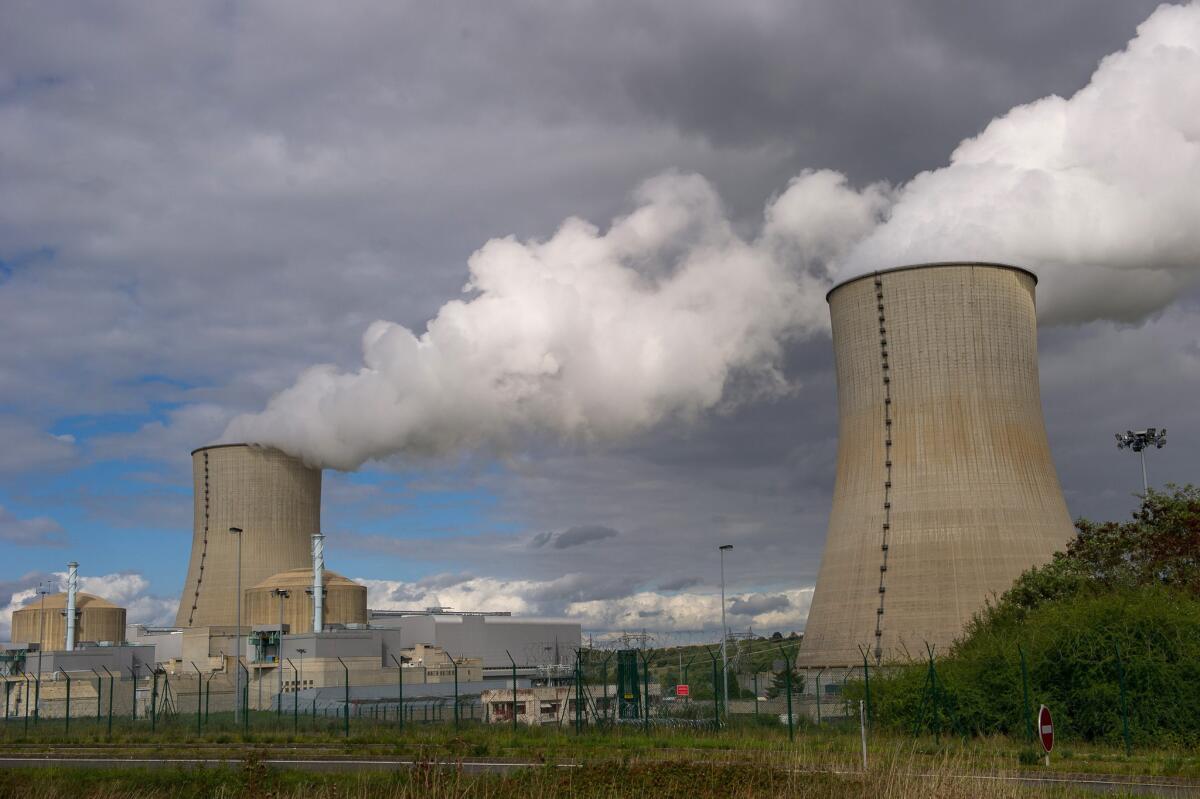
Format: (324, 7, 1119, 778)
(11, 593, 126, 650)
(798, 263, 1075, 667)
(176, 444, 321, 628)
(243, 568, 367, 631)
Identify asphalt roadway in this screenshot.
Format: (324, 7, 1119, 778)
(1, 756, 1198, 796)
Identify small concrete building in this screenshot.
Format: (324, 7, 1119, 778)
(10, 592, 126, 651)
(244, 568, 367, 631)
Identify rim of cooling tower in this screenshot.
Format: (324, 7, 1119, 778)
(825, 261, 1038, 303)
(190, 442, 256, 456)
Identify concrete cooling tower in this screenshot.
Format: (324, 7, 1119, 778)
(176, 444, 321, 628)
(798, 263, 1074, 667)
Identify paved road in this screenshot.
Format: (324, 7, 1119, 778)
(1, 756, 1196, 796)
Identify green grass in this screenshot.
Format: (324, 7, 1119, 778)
(3, 713, 1199, 782)
(0, 749, 1112, 799)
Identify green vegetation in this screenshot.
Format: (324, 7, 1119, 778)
(852, 485, 1200, 746)
(0, 742, 1141, 798)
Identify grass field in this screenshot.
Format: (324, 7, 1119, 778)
(3, 713, 1199, 793)
(0, 747, 1125, 798)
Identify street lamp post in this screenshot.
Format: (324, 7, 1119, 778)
(273, 588, 290, 714)
(1115, 428, 1167, 493)
(35, 582, 49, 722)
(719, 544, 733, 721)
(229, 526, 244, 724)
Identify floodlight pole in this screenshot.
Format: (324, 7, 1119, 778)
(229, 526, 244, 725)
(1115, 428, 1167, 493)
(719, 544, 733, 718)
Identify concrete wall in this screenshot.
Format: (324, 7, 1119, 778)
(799, 264, 1075, 667)
(177, 444, 321, 628)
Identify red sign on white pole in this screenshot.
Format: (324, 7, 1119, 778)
(676, 684, 690, 697)
(1038, 705, 1054, 753)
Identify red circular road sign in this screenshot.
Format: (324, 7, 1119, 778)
(1038, 705, 1054, 753)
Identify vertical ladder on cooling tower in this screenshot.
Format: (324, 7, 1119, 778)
(873, 273, 892, 663)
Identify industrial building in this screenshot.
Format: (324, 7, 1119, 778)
(0, 438, 578, 722)
(368, 609, 581, 676)
(176, 444, 321, 628)
(798, 263, 1075, 667)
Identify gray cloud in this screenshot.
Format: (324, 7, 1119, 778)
(658, 577, 701, 592)
(728, 594, 792, 616)
(0, 506, 66, 547)
(0, 1, 1194, 633)
(531, 525, 620, 550)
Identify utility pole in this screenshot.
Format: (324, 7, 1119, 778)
(719, 544, 733, 718)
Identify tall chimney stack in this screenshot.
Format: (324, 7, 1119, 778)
(65, 561, 79, 651)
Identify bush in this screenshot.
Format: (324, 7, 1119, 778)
(850, 486, 1200, 746)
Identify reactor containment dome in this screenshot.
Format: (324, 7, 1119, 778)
(243, 568, 367, 631)
(176, 444, 322, 628)
(797, 262, 1075, 667)
(11, 592, 126, 650)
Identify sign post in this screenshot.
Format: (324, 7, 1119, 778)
(1037, 705, 1054, 767)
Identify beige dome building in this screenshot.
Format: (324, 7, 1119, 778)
(243, 568, 367, 632)
(798, 263, 1074, 667)
(10, 592, 126, 650)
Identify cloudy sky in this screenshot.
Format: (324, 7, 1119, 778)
(2, 1, 1197, 642)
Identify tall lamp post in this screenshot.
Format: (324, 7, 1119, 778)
(273, 588, 290, 713)
(718, 544, 733, 721)
(35, 581, 50, 720)
(1115, 428, 1167, 493)
(229, 526, 244, 724)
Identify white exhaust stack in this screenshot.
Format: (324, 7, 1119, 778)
(311, 533, 325, 633)
(65, 561, 79, 651)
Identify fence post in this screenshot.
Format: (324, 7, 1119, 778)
(1018, 644, 1033, 743)
(753, 672, 759, 716)
(705, 647, 720, 728)
(336, 657, 349, 738)
(505, 650, 518, 732)
(32, 671, 39, 725)
(60, 669, 71, 737)
(238, 662, 250, 736)
(638, 650, 652, 733)
(100, 666, 114, 737)
(390, 655, 404, 733)
(778, 644, 794, 743)
(150, 668, 158, 733)
(574, 649, 582, 733)
(816, 666, 825, 726)
(287, 660, 298, 734)
(90, 668, 102, 725)
(129, 667, 136, 722)
(860, 645, 873, 726)
(1115, 642, 1132, 756)
(450, 652, 460, 729)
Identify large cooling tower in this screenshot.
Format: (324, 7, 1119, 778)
(176, 444, 321, 628)
(797, 263, 1074, 667)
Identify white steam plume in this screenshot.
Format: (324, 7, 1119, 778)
(223, 172, 882, 469)
(226, 2, 1200, 469)
(840, 2, 1200, 323)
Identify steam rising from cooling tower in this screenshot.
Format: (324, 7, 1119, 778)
(223, 3, 1200, 471)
